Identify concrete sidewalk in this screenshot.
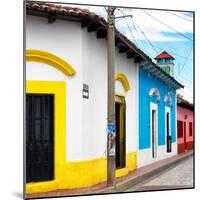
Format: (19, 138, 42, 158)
(26, 150, 193, 199)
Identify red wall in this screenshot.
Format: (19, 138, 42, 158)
(177, 106, 194, 154)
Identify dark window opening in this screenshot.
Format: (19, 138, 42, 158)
(152, 109, 156, 158)
(166, 112, 172, 153)
(189, 122, 193, 137)
(177, 120, 183, 138)
(115, 96, 126, 169)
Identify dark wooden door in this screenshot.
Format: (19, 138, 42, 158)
(166, 112, 172, 152)
(115, 100, 126, 169)
(26, 94, 54, 183)
(152, 110, 156, 158)
(184, 122, 187, 151)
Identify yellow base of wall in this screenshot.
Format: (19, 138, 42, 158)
(26, 152, 137, 194)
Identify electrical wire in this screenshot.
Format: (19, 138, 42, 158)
(119, 10, 139, 47)
(179, 46, 193, 74)
(141, 9, 193, 42)
(126, 10, 193, 61)
(120, 10, 159, 55)
(166, 11, 193, 22)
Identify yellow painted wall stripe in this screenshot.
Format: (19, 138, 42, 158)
(26, 82, 137, 194)
(26, 49, 76, 76)
(26, 151, 137, 193)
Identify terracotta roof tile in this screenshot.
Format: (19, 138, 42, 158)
(177, 97, 193, 110)
(155, 51, 175, 60)
(26, 1, 150, 60)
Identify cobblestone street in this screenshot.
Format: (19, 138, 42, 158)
(126, 156, 193, 192)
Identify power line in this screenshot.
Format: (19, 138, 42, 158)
(108, 8, 193, 61)
(133, 21, 159, 55)
(137, 10, 191, 64)
(124, 10, 193, 61)
(166, 11, 193, 22)
(179, 45, 193, 74)
(119, 10, 139, 47)
(141, 9, 193, 42)
(127, 34, 193, 61)
(118, 9, 193, 86)
(120, 10, 159, 55)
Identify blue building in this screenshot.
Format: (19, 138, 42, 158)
(138, 51, 183, 167)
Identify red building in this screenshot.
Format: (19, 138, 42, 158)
(177, 97, 194, 154)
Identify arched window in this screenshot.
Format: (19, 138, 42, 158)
(164, 92, 172, 106)
(149, 88, 160, 101)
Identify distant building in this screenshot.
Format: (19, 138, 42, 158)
(177, 97, 194, 153)
(155, 51, 175, 77)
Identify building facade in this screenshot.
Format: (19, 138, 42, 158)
(25, 1, 183, 194)
(138, 68, 177, 167)
(138, 51, 178, 167)
(177, 98, 194, 154)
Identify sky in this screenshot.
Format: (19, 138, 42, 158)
(61, 3, 194, 102)
(83, 5, 194, 102)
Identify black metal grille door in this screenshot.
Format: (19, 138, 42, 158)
(26, 94, 54, 183)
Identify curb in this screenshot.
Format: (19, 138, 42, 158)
(98, 151, 193, 193)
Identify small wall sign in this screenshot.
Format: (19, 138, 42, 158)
(83, 84, 89, 99)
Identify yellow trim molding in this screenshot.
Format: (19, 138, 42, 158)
(26, 80, 66, 194)
(115, 72, 131, 92)
(26, 49, 76, 76)
(26, 150, 137, 193)
(25, 82, 136, 194)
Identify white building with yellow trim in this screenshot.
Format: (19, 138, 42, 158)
(25, 1, 184, 195)
(26, 2, 139, 194)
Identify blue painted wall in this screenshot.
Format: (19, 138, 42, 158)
(139, 67, 176, 150)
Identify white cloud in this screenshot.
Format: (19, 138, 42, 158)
(115, 9, 193, 42)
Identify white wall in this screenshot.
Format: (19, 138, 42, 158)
(26, 16, 84, 161)
(81, 29, 138, 160)
(115, 50, 138, 153)
(138, 101, 177, 168)
(138, 143, 177, 167)
(26, 15, 138, 162)
(81, 30, 108, 160)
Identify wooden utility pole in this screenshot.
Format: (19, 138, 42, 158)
(107, 6, 116, 187)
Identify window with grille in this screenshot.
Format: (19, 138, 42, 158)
(189, 122, 193, 137)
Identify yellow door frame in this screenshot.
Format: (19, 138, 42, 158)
(26, 80, 66, 193)
(115, 94, 126, 175)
